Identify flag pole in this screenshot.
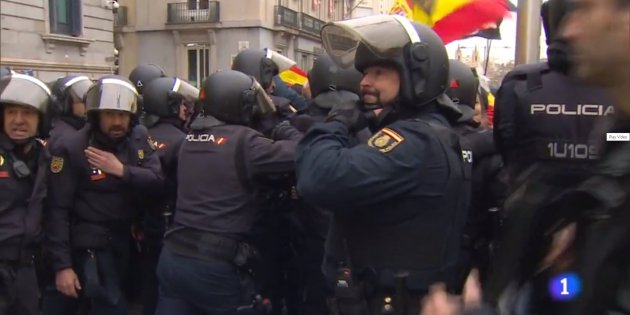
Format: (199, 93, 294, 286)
(515, 0, 542, 65)
(484, 38, 492, 75)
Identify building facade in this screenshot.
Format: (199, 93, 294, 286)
(0, 0, 117, 82)
(348, 0, 394, 18)
(115, 0, 353, 88)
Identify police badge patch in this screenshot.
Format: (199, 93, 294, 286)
(50, 156, 64, 173)
(367, 128, 405, 153)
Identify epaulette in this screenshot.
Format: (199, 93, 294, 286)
(501, 62, 551, 91)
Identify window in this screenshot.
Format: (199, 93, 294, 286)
(188, 0, 209, 10)
(300, 54, 309, 70)
(49, 0, 82, 36)
(187, 45, 211, 88)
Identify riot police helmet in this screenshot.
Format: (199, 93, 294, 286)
(85, 75, 139, 120)
(308, 53, 362, 98)
(50, 75, 92, 116)
(0, 73, 52, 137)
(128, 64, 166, 95)
(142, 76, 199, 118)
(321, 15, 449, 108)
(445, 59, 480, 108)
(231, 49, 279, 91)
(199, 70, 275, 126)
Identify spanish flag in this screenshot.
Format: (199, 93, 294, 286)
(264, 48, 309, 87)
(389, 0, 510, 44)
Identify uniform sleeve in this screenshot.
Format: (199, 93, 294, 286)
(295, 121, 424, 212)
(246, 131, 299, 176)
(45, 145, 77, 271)
(121, 131, 165, 195)
(493, 79, 519, 162)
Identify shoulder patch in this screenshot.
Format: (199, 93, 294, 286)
(50, 156, 64, 174)
(367, 128, 405, 153)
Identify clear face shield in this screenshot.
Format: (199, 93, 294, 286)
(64, 76, 92, 103)
(85, 78, 138, 114)
(172, 78, 199, 110)
(248, 79, 276, 116)
(321, 15, 420, 69)
(0, 74, 51, 113)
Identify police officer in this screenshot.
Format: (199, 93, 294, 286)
(43, 75, 163, 315)
(48, 75, 92, 149)
(0, 73, 51, 315)
(232, 49, 297, 116)
(129, 64, 167, 126)
(484, 0, 616, 310)
(493, 0, 614, 185)
(446, 59, 506, 284)
(296, 15, 470, 314)
(138, 76, 197, 315)
(233, 48, 301, 313)
(155, 70, 302, 315)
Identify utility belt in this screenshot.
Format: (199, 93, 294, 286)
(329, 268, 426, 315)
(0, 243, 36, 266)
(70, 217, 131, 249)
(164, 227, 256, 267)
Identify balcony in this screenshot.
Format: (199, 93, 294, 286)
(167, 2, 220, 24)
(300, 13, 324, 36)
(114, 6, 128, 28)
(275, 5, 299, 30)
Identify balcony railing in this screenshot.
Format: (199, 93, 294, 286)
(275, 5, 299, 29)
(114, 6, 128, 28)
(167, 2, 220, 24)
(301, 13, 324, 35)
(275, 6, 326, 37)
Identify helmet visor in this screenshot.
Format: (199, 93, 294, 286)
(64, 76, 92, 102)
(173, 78, 199, 103)
(85, 78, 138, 113)
(0, 74, 51, 113)
(321, 15, 420, 68)
(251, 79, 276, 116)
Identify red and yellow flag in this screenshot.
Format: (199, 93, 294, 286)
(390, 0, 510, 44)
(265, 48, 309, 86)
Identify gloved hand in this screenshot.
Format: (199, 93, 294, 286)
(326, 99, 367, 133)
(252, 113, 281, 137)
(289, 114, 317, 132)
(271, 120, 302, 141)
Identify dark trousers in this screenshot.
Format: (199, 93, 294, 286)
(141, 235, 162, 315)
(0, 261, 38, 315)
(155, 247, 241, 315)
(41, 236, 130, 315)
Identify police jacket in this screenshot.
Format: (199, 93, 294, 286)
(454, 122, 506, 243)
(46, 124, 163, 271)
(296, 104, 470, 291)
(494, 59, 613, 183)
(47, 116, 85, 151)
(144, 118, 186, 236)
(171, 117, 303, 242)
(0, 134, 48, 261)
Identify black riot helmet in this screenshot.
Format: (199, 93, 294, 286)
(541, 0, 570, 45)
(445, 60, 479, 108)
(231, 49, 279, 90)
(0, 73, 53, 138)
(128, 64, 166, 95)
(322, 15, 450, 108)
(50, 75, 92, 116)
(308, 53, 362, 98)
(85, 75, 139, 125)
(198, 70, 276, 126)
(142, 77, 199, 118)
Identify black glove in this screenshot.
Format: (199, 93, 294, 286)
(289, 114, 317, 133)
(252, 113, 281, 137)
(270, 120, 302, 141)
(326, 99, 367, 133)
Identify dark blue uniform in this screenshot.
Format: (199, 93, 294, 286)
(296, 110, 470, 314)
(47, 116, 86, 151)
(156, 118, 302, 315)
(43, 125, 163, 315)
(0, 134, 48, 315)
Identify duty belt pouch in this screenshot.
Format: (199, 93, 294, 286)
(332, 282, 370, 315)
(80, 249, 121, 306)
